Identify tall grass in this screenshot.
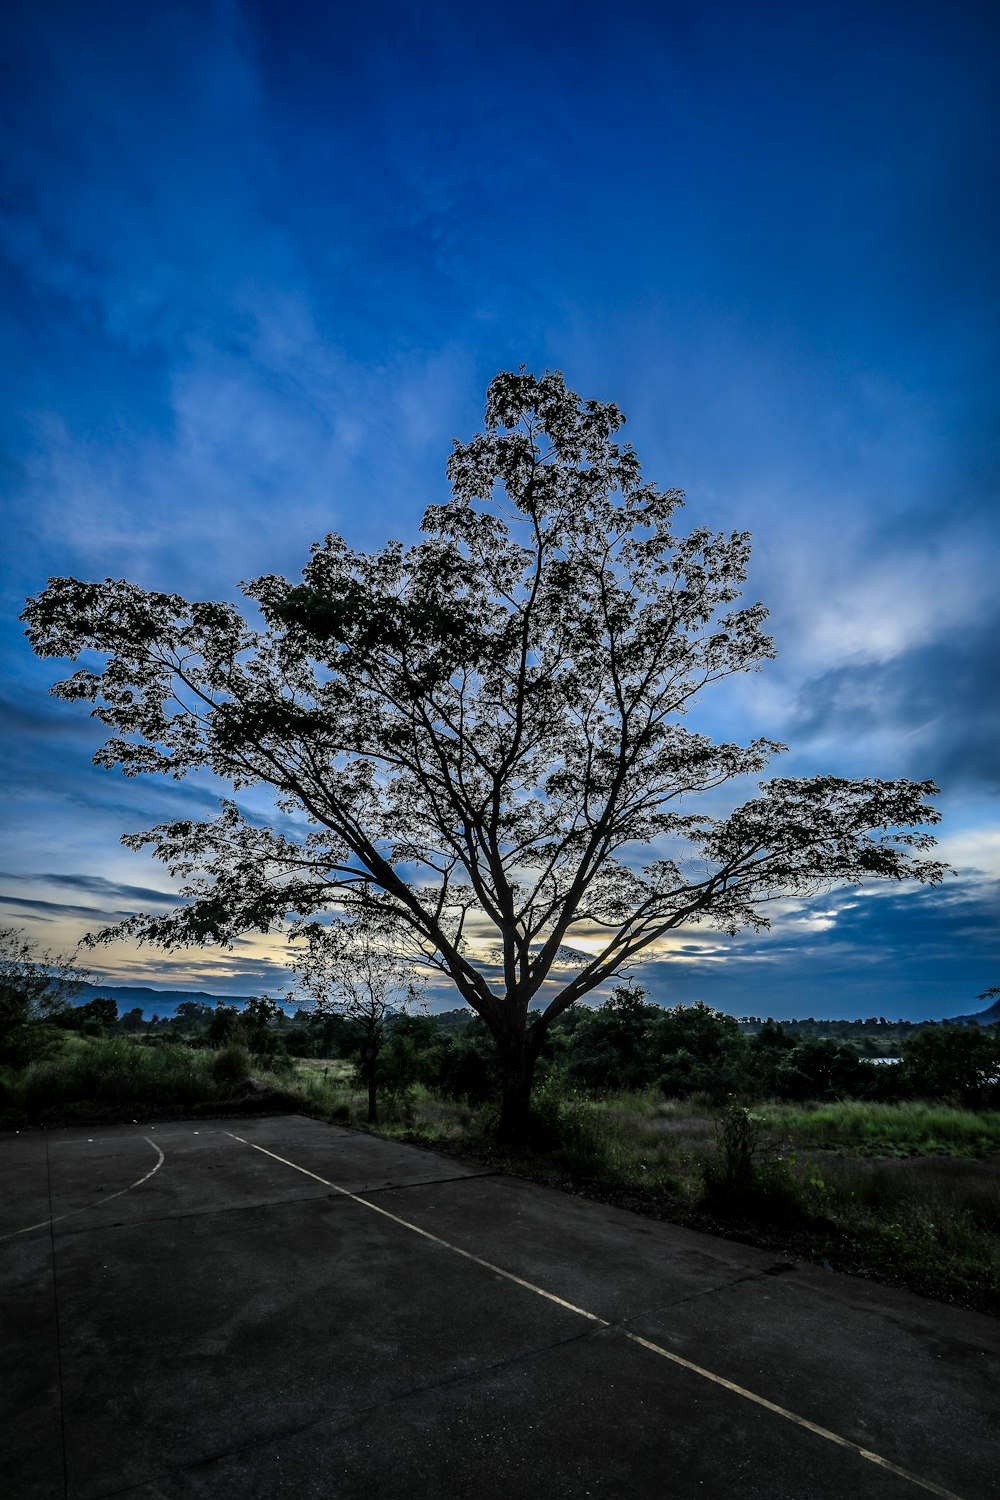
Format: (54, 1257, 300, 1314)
(756, 1100, 1000, 1156)
(0, 1036, 294, 1119)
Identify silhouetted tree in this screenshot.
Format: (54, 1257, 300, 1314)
(24, 370, 945, 1140)
(0, 926, 90, 1063)
(902, 1025, 1000, 1106)
(291, 912, 423, 1123)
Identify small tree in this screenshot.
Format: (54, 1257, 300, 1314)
(651, 1000, 750, 1101)
(564, 984, 661, 1091)
(0, 925, 90, 1063)
(23, 369, 945, 1139)
(292, 913, 424, 1123)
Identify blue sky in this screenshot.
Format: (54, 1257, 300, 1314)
(1, 0, 998, 1018)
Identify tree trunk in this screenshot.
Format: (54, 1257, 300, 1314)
(495, 1029, 540, 1145)
(363, 1030, 379, 1124)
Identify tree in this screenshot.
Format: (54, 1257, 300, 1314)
(774, 1036, 871, 1101)
(564, 984, 662, 1091)
(650, 1000, 750, 1101)
(0, 925, 90, 1063)
(241, 995, 287, 1057)
(208, 1002, 242, 1045)
(23, 369, 945, 1140)
(171, 999, 213, 1031)
(902, 1025, 1000, 1107)
(291, 913, 423, 1123)
(55, 995, 118, 1032)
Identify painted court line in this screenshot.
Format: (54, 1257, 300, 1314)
(224, 1130, 965, 1500)
(0, 1136, 165, 1242)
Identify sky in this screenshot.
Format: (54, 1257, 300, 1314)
(1, 0, 998, 1020)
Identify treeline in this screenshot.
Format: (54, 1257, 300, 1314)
(545, 993, 1000, 1109)
(28, 990, 1000, 1112)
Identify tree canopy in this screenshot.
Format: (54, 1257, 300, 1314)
(23, 369, 945, 1136)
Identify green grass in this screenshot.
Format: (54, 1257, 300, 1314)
(0, 1036, 297, 1120)
(755, 1100, 1000, 1157)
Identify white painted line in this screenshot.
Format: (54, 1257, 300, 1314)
(224, 1131, 966, 1500)
(0, 1137, 165, 1242)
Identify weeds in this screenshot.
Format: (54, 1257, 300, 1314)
(756, 1100, 1000, 1156)
(699, 1104, 800, 1221)
(0, 1036, 298, 1120)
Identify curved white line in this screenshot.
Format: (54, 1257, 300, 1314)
(0, 1135, 165, 1242)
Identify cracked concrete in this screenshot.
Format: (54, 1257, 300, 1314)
(2, 1114, 998, 1499)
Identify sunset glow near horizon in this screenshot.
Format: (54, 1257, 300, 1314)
(2, 1, 998, 1020)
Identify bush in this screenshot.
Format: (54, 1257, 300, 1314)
(433, 1025, 499, 1105)
(775, 1037, 872, 1101)
(902, 1025, 1000, 1107)
(522, 1073, 611, 1172)
(651, 1003, 753, 1102)
(212, 1043, 251, 1087)
(10, 1037, 216, 1116)
(564, 988, 662, 1092)
(700, 1103, 800, 1220)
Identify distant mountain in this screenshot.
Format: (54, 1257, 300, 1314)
(64, 981, 1000, 1028)
(69, 981, 261, 1019)
(941, 996, 1000, 1028)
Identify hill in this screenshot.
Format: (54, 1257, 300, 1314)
(65, 983, 1000, 1029)
(70, 981, 260, 1019)
(941, 995, 1000, 1028)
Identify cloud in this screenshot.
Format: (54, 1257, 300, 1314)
(0, 894, 135, 922)
(0, 872, 183, 906)
(786, 612, 1000, 791)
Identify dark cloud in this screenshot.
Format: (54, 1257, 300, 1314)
(635, 877, 1000, 1021)
(789, 614, 1000, 791)
(0, 872, 183, 906)
(0, 894, 133, 922)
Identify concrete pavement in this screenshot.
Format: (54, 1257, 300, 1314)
(2, 1114, 997, 1499)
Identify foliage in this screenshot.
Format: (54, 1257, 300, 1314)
(755, 1099, 1000, 1155)
(432, 1017, 499, 1104)
(284, 1008, 359, 1058)
(901, 1024, 1000, 1107)
(563, 984, 662, 1091)
(5, 1037, 218, 1115)
(53, 996, 119, 1033)
(773, 1036, 874, 1101)
(651, 1000, 749, 1102)
(291, 910, 425, 1123)
(699, 1103, 799, 1219)
(24, 369, 945, 1137)
(212, 1041, 251, 1086)
(0, 926, 91, 1064)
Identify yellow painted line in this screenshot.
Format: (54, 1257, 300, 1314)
(0, 1136, 165, 1242)
(224, 1132, 965, 1500)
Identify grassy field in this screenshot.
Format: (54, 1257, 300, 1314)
(3, 1040, 998, 1314)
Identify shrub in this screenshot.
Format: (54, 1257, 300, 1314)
(902, 1025, 1000, 1107)
(212, 1043, 251, 1087)
(523, 1073, 611, 1172)
(700, 1103, 800, 1220)
(775, 1037, 872, 1101)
